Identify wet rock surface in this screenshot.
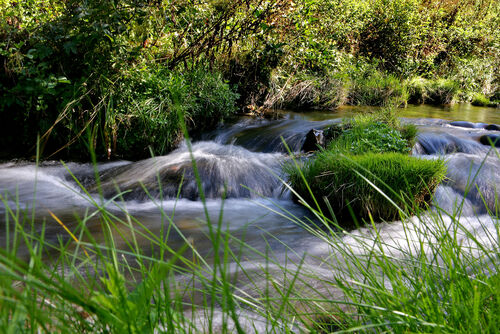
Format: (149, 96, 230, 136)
(450, 121, 480, 128)
(485, 124, 500, 131)
(479, 134, 500, 147)
(88, 142, 285, 201)
(449, 121, 500, 131)
(301, 129, 325, 152)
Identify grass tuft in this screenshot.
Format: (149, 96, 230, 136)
(408, 77, 459, 105)
(348, 71, 408, 107)
(288, 152, 447, 225)
(265, 69, 348, 110)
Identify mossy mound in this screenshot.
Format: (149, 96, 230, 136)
(323, 113, 418, 152)
(327, 121, 412, 154)
(289, 152, 447, 227)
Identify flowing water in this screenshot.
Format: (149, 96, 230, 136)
(1, 104, 499, 331)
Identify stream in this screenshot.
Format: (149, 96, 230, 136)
(0, 104, 499, 331)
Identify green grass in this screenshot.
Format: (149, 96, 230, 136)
(324, 110, 418, 151)
(327, 121, 411, 155)
(471, 93, 491, 107)
(471, 93, 499, 108)
(288, 152, 446, 225)
(265, 69, 348, 111)
(266, 67, 492, 113)
(298, 210, 500, 333)
(99, 66, 239, 160)
(348, 71, 408, 107)
(408, 77, 459, 105)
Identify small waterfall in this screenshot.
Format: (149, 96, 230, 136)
(0, 164, 88, 218)
(205, 116, 338, 153)
(436, 153, 500, 215)
(91, 141, 287, 201)
(413, 122, 500, 215)
(414, 131, 488, 155)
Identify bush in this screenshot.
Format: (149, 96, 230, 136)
(224, 43, 283, 108)
(348, 70, 408, 106)
(407, 77, 459, 105)
(110, 67, 239, 159)
(288, 152, 447, 226)
(265, 69, 348, 110)
(450, 57, 499, 101)
(355, 0, 420, 72)
(471, 93, 491, 107)
(427, 79, 459, 105)
(407, 77, 428, 104)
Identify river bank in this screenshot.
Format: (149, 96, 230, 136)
(2, 1, 498, 161)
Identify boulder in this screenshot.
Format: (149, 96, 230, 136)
(450, 121, 494, 130)
(323, 123, 352, 145)
(479, 134, 500, 147)
(450, 121, 476, 128)
(485, 124, 500, 131)
(302, 129, 325, 152)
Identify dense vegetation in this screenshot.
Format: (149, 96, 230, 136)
(288, 113, 447, 225)
(1, 0, 499, 159)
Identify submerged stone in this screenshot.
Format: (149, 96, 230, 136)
(88, 142, 285, 201)
(450, 121, 478, 129)
(485, 124, 500, 131)
(479, 134, 500, 147)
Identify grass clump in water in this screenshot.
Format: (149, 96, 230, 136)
(327, 119, 413, 155)
(288, 152, 446, 225)
(324, 110, 418, 150)
(288, 113, 443, 225)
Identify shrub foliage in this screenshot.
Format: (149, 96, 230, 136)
(0, 0, 498, 158)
